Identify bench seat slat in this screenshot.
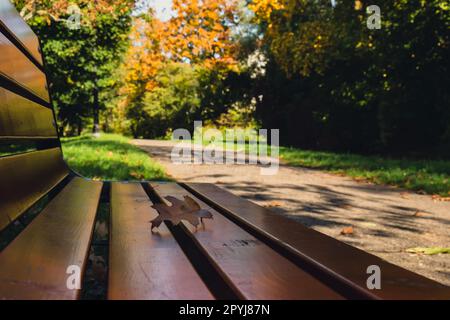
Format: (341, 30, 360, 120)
(108, 182, 213, 300)
(0, 177, 102, 300)
(0, 148, 69, 231)
(0, 87, 57, 138)
(184, 183, 450, 300)
(0, 0, 43, 65)
(151, 182, 343, 300)
(0, 31, 49, 102)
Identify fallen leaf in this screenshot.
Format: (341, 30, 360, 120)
(264, 200, 283, 208)
(340, 226, 354, 235)
(400, 192, 409, 199)
(406, 247, 450, 255)
(413, 211, 428, 217)
(431, 195, 450, 202)
(151, 196, 213, 229)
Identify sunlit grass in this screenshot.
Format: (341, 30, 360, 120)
(279, 147, 450, 196)
(61, 134, 169, 181)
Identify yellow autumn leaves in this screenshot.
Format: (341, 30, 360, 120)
(16, 0, 134, 25)
(120, 0, 240, 102)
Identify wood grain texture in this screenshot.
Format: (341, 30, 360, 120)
(0, 0, 43, 65)
(0, 177, 102, 300)
(151, 182, 343, 300)
(184, 183, 450, 300)
(0, 87, 56, 138)
(0, 31, 48, 102)
(108, 182, 213, 300)
(0, 148, 69, 231)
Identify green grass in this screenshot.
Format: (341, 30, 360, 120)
(279, 147, 450, 196)
(61, 134, 168, 181)
(406, 247, 450, 255)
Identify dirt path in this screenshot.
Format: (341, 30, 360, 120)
(134, 139, 450, 286)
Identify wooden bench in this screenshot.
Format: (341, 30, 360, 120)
(1, 1, 449, 300)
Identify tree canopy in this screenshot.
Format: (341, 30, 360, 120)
(14, 0, 450, 158)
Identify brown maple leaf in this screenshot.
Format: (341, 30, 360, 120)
(150, 196, 213, 230)
(413, 211, 429, 217)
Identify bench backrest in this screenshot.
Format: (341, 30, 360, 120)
(0, 0, 69, 232)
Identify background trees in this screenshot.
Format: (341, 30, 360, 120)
(249, 0, 449, 157)
(13, 0, 135, 135)
(14, 0, 450, 158)
(117, 0, 249, 138)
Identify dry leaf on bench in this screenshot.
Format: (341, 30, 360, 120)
(151, 196, 213, 230)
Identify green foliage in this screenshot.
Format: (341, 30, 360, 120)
(127, 62, 202, 138)
(61, 134, 168, 181)
(126, 62, 252, 138)
(13, 1, 133, 135)
(251, 0, 450, 158)
(12, 0, 449, 162)
(373, 1, 450, 154)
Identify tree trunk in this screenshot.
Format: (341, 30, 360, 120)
(77, 118, 82, 136)
(93, 88, 100, 134)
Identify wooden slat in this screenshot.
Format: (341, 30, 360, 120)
(151, 182, 343, 300)
(0, 177, 102, 300)
(109, 182, 213, 300)
(0, 87, 56, 138)
(0, 31, 49, 102)
(0, 0, 43, 65)
(184, 183, 450, 300)
(0, 148, 69, 231)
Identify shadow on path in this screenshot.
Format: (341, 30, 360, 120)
(134, 139, 450, 286)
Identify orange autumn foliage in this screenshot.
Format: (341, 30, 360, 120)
(164, 0, 239, 70)
(122, 17, 166, 95)
(120, 0, 240, 101)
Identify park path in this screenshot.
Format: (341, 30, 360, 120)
(133, 139, 450, 286)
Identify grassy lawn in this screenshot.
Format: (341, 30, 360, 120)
(61, 134, 168, 181)
(279, 147, 450, 196)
